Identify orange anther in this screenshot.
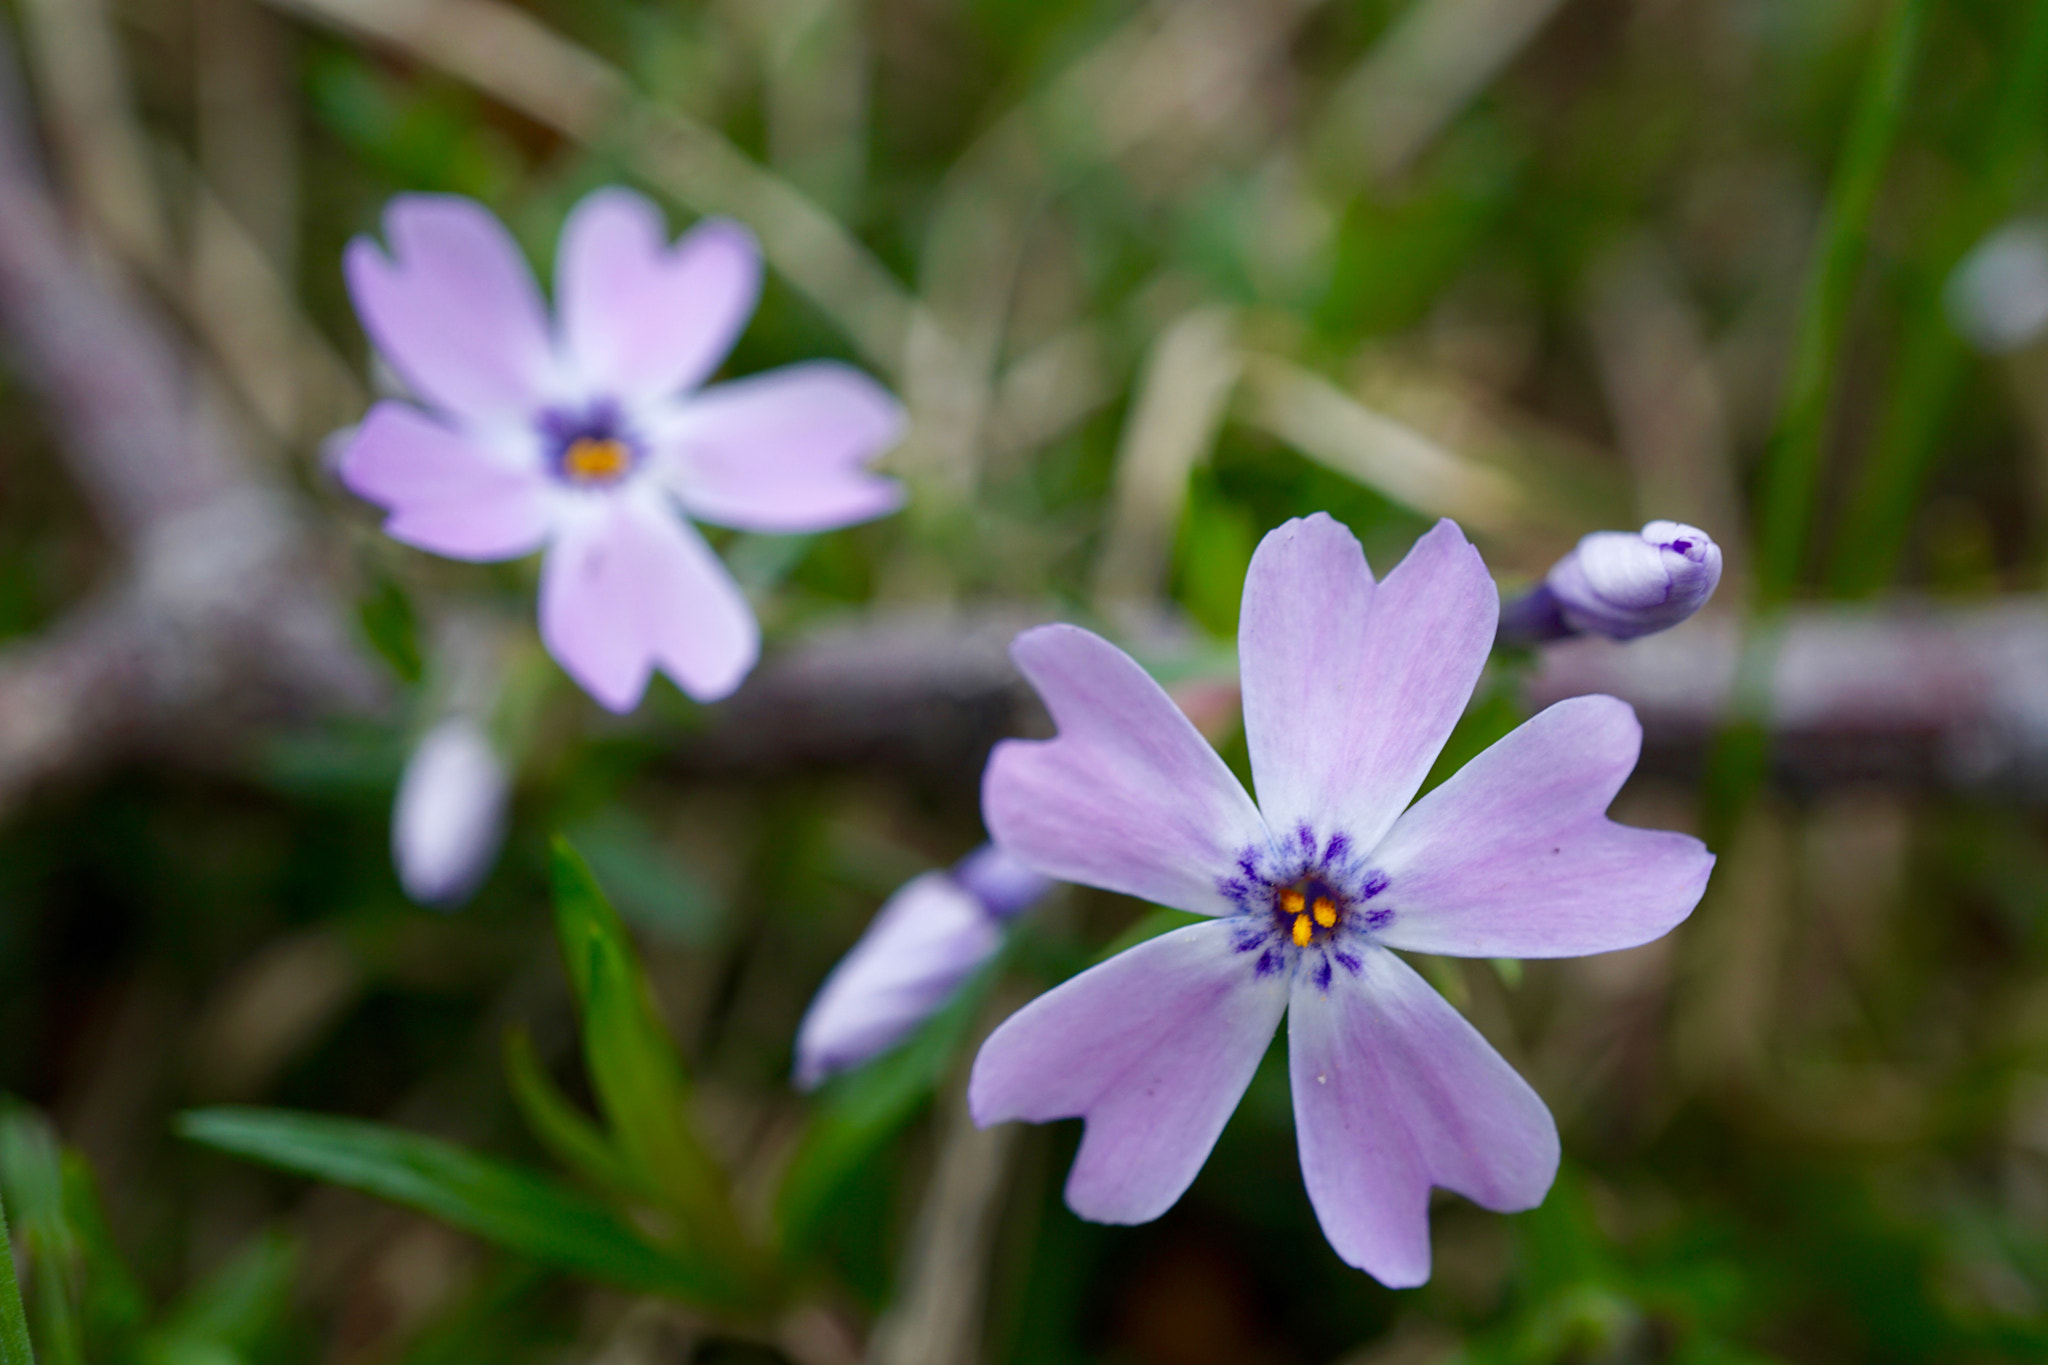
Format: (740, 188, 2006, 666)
(1278, 888, 1306, 917)
(563, 436, 632, 483)
(1292, 912, 1312, 947)
(1312, 897, 1338, 928)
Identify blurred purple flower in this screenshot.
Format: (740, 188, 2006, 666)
(393, 716, 509, 908)
(1502, 521, 1722, 645)
(339, 189, 905, 710)
(795, 845, 1050, 1089)
(972, 514, 1713, 1287)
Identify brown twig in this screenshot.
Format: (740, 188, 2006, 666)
(0, 23, 380, 819)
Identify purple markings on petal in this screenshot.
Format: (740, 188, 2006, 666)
(1334, 951, 1363, 976)
(1313, 958, 1333, 991)
(1360, 871, 1388, 899)
(1256, 949, 1282, 977)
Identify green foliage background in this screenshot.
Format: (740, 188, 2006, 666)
(1, 0, 2047, 1361)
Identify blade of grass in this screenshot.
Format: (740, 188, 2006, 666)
(1753, 0, 1928, 604)
(0, 1188, 33, 1365)
(1830, 0, 2048, 596)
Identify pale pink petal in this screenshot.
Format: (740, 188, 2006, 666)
(970, 919, 1288, 1222)
(662, 362, 904, 534)
(1240, 516, 1497, 852)
(1289, 946, 1558, 1287)
(345, 196, 558, 423)
(1370, 695, 1714, 958)
(339, 402, 551, 561)
(556, 190, 762, 402)
(794, 872, 1003, 1089)
(984, 625, 1272, 918)
(538, 500, 759, 711)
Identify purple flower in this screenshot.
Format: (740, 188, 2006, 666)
(971, 514, 1713, 1286)
(795, 845, 1050, 1089)
(338, 189, 906, 710)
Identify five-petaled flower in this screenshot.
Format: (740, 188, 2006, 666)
(971, 514, 1713, 1286)
(338, 188, 906, 711)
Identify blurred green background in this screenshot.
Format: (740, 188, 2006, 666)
(1, 0, 2046, 1360)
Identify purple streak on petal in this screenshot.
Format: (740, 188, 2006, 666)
(345, 196, 558, 423)
(1289, 946, 1558, 1288)
(556, 190, 762, 403)
(340, 403, 552, 560)
(952, 844, 1052, 921)
(538, 500, 759, 711)
(794, 871, 1003, 1089)
(1370, 695, 1713, 958)
(984, 625, 1271, 918)
(662, 362, 905, 533)
(1240, 516, 1497, 856)
(970, 919, 1287, 1223)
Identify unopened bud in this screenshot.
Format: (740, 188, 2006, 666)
(1947, 219, 2048, 355)
(1501, 522, 1722, 645)
(794, 844, 1051, 1089)
(392, 717, 509, 908)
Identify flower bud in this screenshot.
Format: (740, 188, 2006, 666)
(794, 845, 1050, 1089)
(1946, 219, 2048, 355)
(392, 717, 510, 908)
(1516, 521, 1721, 643)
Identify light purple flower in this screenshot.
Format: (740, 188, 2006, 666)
(338, 189, 906, 711)
(971, 514, 1713, 1287)
(795, 845, 1050, 1089)
(393, 716, 509, 908)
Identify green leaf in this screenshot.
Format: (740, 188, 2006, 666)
(177, 1108, 742, 1307)
(501, 1027, 649, 1201)
(141, 1231, 295, 1365)
(0, 1109, 78, 1365)
(548, 840, 744, 1257)
(0, 1186, 33, 1365)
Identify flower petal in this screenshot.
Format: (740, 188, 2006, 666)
(556, 189, 762, 403)
(345, 196, 558, 423)
(538, 499, 759, 711)
(662, 362, 905, 533)
(984, 624, 1271, 917)
(1289, 946, 1558, 1287)
(1367, 695, 1713, 958)
(339, 403, 552, 561)
(1241, 516, 1497, 854)
(795, 871, 1003, 1089)
(970, 919, 1288, 1223)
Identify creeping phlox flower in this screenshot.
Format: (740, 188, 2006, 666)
(1500, 521, 1722, 646)
(971, 515, 1713, 1286)
(392, 716, 509, 908)
(339, 189, 905, 710)
(796, 845, 1050, 1089)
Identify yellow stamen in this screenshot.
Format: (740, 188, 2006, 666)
(1278, 888, 1306, 917)
(1312, 896, 1338, 928)
(562, 436, 632, 483)
(1292, 912, 1312, 947)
